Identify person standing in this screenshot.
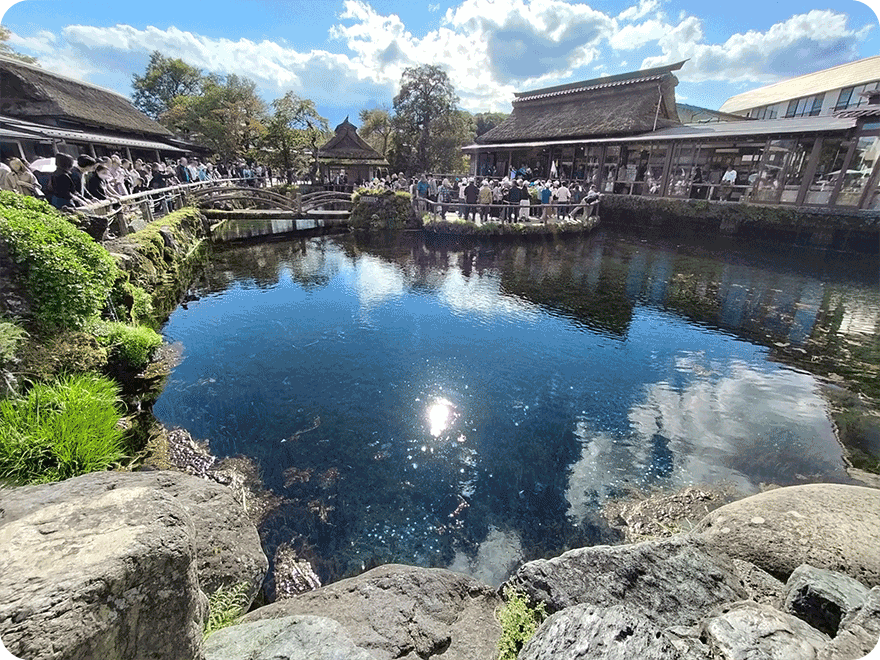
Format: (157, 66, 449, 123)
(555, 180, 571, 218)
(540, 181, 552, 222)
(720, 165, 737, 200)
(49, 153, 77, 210)
(464, 178, 479, 222)
(478, 179, 492, 223)
(507, 179, 522, 222)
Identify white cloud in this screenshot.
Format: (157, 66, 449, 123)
(617, 0, 659, 22)
(642, 9, 870, 83)
(609, 18, 669, 50)
(4, 1, 874, 114)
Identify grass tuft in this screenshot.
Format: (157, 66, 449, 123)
(0, 373, 125, 484)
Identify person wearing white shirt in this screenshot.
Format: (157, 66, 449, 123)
(554, 181, 571, 218)
(720, 166, 737, 201)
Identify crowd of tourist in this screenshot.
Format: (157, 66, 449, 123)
(360, 172, 602, 223)
(0, 154, 274, 210)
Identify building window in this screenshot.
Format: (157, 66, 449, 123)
(835, 81, 880, 110)
(785, 93, 825, 118)
(749, 105, 777, 120)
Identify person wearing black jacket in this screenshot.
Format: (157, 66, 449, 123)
(50, 153, 77, 210)
(507, 181, 522, 222)
(463, 178, 479, 221)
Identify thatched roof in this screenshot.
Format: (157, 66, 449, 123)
(317, 117, 388, 164)
(0, 56, 172, 137)
(477, 62, 685, 144)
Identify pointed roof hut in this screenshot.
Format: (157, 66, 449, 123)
(477, 61, 686, 145)
(316, 117, 388, 184)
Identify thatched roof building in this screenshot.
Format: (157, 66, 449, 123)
(0, 57, 171, 138)
(316, 117, 388, 184)
(477, 61, 686, 145)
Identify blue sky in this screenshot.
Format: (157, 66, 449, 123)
(2, 0, 878, 127)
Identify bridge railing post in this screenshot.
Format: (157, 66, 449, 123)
(296, 192, 303, 215)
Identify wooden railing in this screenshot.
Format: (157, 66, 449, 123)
(76, 179, 247, 237)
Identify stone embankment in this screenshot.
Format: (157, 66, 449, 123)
(1, 477, 878, 659)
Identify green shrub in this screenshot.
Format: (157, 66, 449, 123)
(204, 583, 251, 637)
(351, 189, 414, 229)
(0, 373, 125, 484)
(91, 321, 162, 370)
(496, 588, 547, 660)
(0, 191, 118, 330)
(0, 319, 27, 365)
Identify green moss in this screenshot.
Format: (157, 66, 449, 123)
(90, 321, 162, 371)
(0, 319, 26, 365)
(423, 218, 598, 236)
(0, 373, 125, 484)
(0, 191, 118, 331)
(351, 190, 414, 229)
(496, 587, 547, 660)
(17, 331, 109, 384)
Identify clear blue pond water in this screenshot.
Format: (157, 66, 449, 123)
(153, 229, 878, 586)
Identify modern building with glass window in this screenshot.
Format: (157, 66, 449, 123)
(464, 56, 880, 211)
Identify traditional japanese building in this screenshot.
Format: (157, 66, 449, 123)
(316, 117, 389, 185)
(464, 60, 880, 210)
(0, 56, 192, 162)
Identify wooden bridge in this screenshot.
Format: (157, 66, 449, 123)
(75, 180, 355, 240)
(192, 186, 353, 220)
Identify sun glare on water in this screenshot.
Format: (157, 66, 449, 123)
(428, 398, 453, 437)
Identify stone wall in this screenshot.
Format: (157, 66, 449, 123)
(598, 195, 880, 253)
(104, 207, 211, 323)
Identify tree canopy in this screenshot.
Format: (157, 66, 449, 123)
(162, 74, 267, 161)
(392, 65, 459, 173)
(264, 92, 330, 176)
(0, 27, 38, 64)
(131, 51, 203, 119)
(358, 107, 393, 161)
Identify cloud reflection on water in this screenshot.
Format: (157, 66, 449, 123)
(566, 358, 846, 521)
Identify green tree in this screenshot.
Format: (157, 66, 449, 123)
(0, 26, 38, 64)
(474, 112, 508, 138)
(392, 65, 458, 174)
(163, 74, 267, 161)
(358, 106, 394, 160)
(131, 51, 203, 120)
(262, 92, 329, 178)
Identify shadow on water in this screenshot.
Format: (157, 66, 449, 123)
(154, 227, 878, 586)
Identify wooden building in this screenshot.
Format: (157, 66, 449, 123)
(464, 61, 880, 210)
(0, 56, 193, 162)
(316, 117, 388, 185)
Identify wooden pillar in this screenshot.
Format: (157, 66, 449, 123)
(659, 142, 675, 197)
(858, 139, 880, 209)
(795, 137, 823, 207)
(828, 136, 858, 207)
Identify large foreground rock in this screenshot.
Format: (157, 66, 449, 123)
(519, 603, 686, 660)
(818, 587, 880, 660)
(242, 564, 501, 660)
(0, 472, 207, 660)
(204, 615, 376, 660)
(503, 536, 748, 627)
(129, 469, 268, 604)
(692, 484, 880, 585)
(701, 601, 830, 660)
(783, 564, 870, 637)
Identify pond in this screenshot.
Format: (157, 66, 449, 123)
(153, 228, 878, 587)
